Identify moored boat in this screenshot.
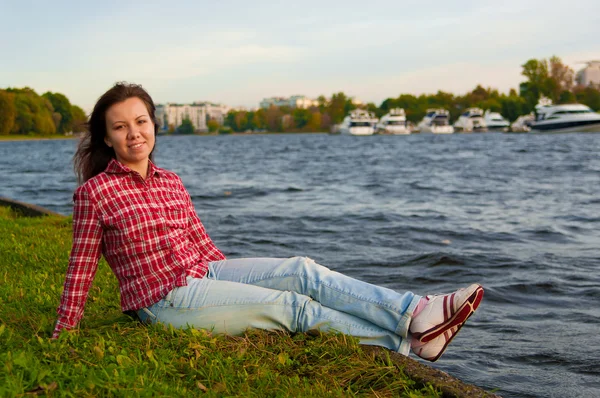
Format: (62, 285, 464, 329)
(454, 108, 487, 133)
(376, 108, 411, 135)
(483, 110, 510, 132)
(417, 109, 454, 134)
(531, 103, 600, 133)
(338, 109, 378, 136)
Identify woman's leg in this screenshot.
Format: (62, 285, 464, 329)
(207, 257, 421, 338)
(137, 276, 410, 354)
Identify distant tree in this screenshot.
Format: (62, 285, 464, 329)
(558, 90, 576, 104)
(7, 88, 56, 135)
(428, 90, 455, 109)
(52, 112, 62, 131)
(224, 111, 236, 130)
(479, 99, 503, 112)
(379, 97, 396, 113)
(13, 99, 34, 134)
(320, 113, 332, 130)
(265, 105, 283, 132)
(4, 90, 88, 135)
(307, 111, 322, 131)
(520, 58, 551, 108)
(177, 118, 194, 134)
(381, 86, 531, 123)
(380, 94, 419, 122)
(456, 86, 502, 114)
(548, 56, 575, 100)
(467, 85, 490, 103)
(520, 56, 575, 106)
(365, 102, 383, 118)
(234, 112, 248, 132)
(574, 85, 600, 110)
(245, 111, 256, 131)
(328, 92, 345, 124)
(500, 93, 529, 122)
(278, 105, 292, 115)
(292, 108, 310, 129)
(317, 95, 327, 112)
(0, 90, 16, 135)
(328, 92, 355, 124)
(42, 92, 73, 133)
(71, 105, 87, 133)
(251, 110, 266, 130)
(207, 119, 220, 132)
(218, 126, 232, 134)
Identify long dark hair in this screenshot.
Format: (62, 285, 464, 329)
(74, 82, 159, 183)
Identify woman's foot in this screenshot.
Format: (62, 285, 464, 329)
(411, 325, 460, 362)
(410, 284, 484, 343)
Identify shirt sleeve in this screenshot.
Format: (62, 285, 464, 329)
(181, 181, 226, 262)
(53, 186, 103, 338)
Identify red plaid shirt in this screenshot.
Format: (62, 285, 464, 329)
(54, 159, 225, 337)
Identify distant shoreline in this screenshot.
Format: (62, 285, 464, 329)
(0, 135, 79, 142)
(0, 131, 328, 142)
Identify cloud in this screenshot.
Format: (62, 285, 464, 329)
(2, 0, 598, 111)
(110, 44, 305, 81)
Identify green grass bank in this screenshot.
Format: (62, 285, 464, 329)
(0, 206, 497, 397)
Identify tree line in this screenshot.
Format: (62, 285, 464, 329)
(223, 56, 600, 133)
(0, 88, 86, 136)
(2, 56, 599, 136)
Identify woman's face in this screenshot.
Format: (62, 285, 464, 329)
(104, 97, 155, 173)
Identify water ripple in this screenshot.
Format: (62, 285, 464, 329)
(2, 133, 600, 398)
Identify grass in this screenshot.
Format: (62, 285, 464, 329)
(0, 206, 443, 397)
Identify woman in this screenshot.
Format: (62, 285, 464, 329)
(54, 82, 483, 362)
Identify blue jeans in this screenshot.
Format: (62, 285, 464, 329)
(137, 257, 421, 355)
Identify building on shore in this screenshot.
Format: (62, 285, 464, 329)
(156, 104, 207, 133)
(289, 95, 320, 109)
(259, 97, 288, 109)
(156, 101, 231, 133)
(155, 105, 167, 131)
(260, 95, 319, 109)
(193, 102, 230, 125)
(576, 61, 600, 87)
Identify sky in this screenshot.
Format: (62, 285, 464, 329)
(1, 0, 599, 112)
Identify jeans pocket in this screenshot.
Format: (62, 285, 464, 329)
(155, 288, 177, 308)
(137, 307, 157, 324)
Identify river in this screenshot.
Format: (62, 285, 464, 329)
(1, 132, 599, 397)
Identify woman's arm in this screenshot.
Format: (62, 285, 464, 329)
(180, 180, 225, 262)
(188, 208, 226, 262)
(53, 186, 103, 338)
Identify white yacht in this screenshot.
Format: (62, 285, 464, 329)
(376, 108, 411, 135)
(338, 109, 378, 136)
(454, 108, 487, 132)
(510, 113, 534, 133)
(531, 103, 600, 133)
(416, 109, 454, 134)
(483, 110, 510, 131)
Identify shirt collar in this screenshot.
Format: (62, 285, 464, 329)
(105, 158, 162, 178)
